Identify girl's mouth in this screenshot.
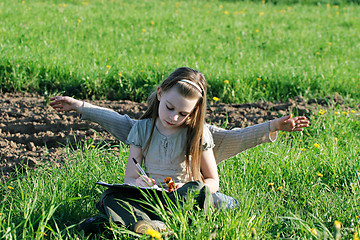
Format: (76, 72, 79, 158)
(166, 121, 175, 126)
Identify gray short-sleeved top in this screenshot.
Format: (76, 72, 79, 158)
(126, 118, 215, 185)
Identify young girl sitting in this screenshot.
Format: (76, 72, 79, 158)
(95, 67, 220, 234)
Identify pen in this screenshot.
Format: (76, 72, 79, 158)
(132, 158, 147, 176)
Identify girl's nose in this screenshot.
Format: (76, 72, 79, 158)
(170, 113, 179, 121)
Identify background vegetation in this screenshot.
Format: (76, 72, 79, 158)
(1, 0, 359, 103)
(1, 0, 360, 239)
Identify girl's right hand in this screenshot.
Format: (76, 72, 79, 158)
(135, 175, 156, 187)
(49, 96, 83, 113)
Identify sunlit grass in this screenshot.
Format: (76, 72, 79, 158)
(1, 0, 360, 103)
(1, 108, 360, 239)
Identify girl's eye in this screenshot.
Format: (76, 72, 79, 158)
(180, 113, 187, 117)
(166, 105, 173, 111)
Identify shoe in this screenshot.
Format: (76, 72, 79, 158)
(132, 220, 167, 234)
(78, 215, 108, 236)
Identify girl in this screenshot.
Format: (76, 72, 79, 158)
(95, 67, 219, 234)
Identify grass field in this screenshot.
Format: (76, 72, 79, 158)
(1, 106, 360, 239)
(1, 0, 360, 239)
(1, 0, 360, 103)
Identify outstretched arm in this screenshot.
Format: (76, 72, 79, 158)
(49, 96, 136, 143)
(210, 114, 310, 164)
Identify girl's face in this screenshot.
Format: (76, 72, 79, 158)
(156, 86, 199, 133)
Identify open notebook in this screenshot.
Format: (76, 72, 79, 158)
(95, 181, 168, 192)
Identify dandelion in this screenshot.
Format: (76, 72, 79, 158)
(223, 11, 229, 14)
(257, 78, 261, 81)
(351, 110, 355, 113)
(82, 2, 89, 5)
(140, 70, 144, 73)
(77, 19, 82, 23)
(259, 12, 265, 16)
(334, 137, 338, 141)
(106, 65, 110, 69)
(156, 62, 159, 66)
(91, 145, 95, 148)
(213, 97, 219, 102)
(354, 232, 359, 240)
(334, 220, 341, 230)
(311, 228, 318, 236)
(342, 111, 349, 115)
(145, 228, 162, 239)
(298, 139, 302, 142)
(328, 42, 332, 45)
(255, 29, 259, 33)
(327, 3, 331, 7)
(314, 143, 321, 149)
(142, 29, 146, 32)
(118, 72, 122, 77)
(268, 182, 274, 186)
(316, 52, 321, 55)
(22, 1, 25, 3)
(319, 109, 325, 115)
(301, 148, 307, 151)
(7, 186, 14, 190)
(224, 80, 229, 84)
(276, 186, 283, 191)
(305, 132, 310, 136)
(219, 5, 223, 8)
(236, 37, 241, 40)
(317, 173, 323, 177)
(335, 111, 340, 115)
(280, 9, 286, 13)
(336, 12, 339, 15)
(151, 21, 155, 25)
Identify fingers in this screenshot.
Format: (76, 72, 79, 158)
(136, 175, 156, 187)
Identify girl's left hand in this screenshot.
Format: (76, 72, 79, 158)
(272, 114, 310, 132)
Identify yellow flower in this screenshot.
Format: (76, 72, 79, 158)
(342, 111, 349, 115)
(280, 9, 286, 13)
(311, 228, 318, 236)
(151, 21, 155, 25)
(259, 12, 265, 15)
(317, 173, 323, 177)
(77, 19, 82, 23)
(91, 145, 95, 148)
(219, 5, 223, 8)
(223, 11, 229, 14)
(353, 232, 359, 240)
(301, 148, 307, 151)
(106, 65, 110, 69)
(334, 137, 338, 141)
(224, 80, 229, 84)
(334, 220, 341, 230)
(257, 78, 261, 81)
(142, 29, 146, 32)
(236, 37, 241, 40)
(298, 139, 302, 142)
(314, 143, 321, 149)
(316, 52, 321, 55)
(7, 186, 14, 190)
(213, 97, 219, 101)
(145, 228, 162, 239)
(351, 110, 355, 113)
(305, 132, 310, 136)
(118, 72, 122, 77)
(255, 29, 259, 32)
(328, 42, 332, 45)
(268, 182, 274, 186)
(276, 186, 283, 191)
(335, 111, 340, 115)
(156, 62, 159, 66)
(319, 109, 325, 115)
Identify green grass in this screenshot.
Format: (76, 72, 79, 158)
(1, 0, 360, 103)
(1, 108, 360, 239)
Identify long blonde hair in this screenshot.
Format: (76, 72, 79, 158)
(141, 67, 207, 181)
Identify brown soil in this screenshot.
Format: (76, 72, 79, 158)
(0, 92, 348, 181)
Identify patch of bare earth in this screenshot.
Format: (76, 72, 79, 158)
(0, 92, 348, 181)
